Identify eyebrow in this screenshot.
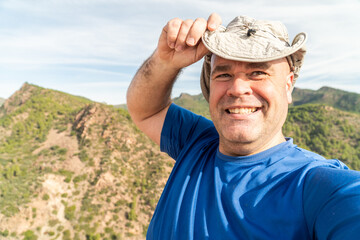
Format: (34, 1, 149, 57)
(246, 62, 270, 69)
(211, 65, 232, 77)
(211, 62, 271, 77)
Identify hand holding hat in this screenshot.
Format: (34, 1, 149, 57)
(155, 13, 222, 70)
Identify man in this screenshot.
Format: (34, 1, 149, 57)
(127, 13, 360, 239)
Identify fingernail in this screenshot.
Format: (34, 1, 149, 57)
(187, 38, 195, 46)
(209, 24, 216, 30)
(169, 42, 175, 49)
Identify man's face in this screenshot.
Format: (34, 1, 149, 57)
(209, 55, 294, 156)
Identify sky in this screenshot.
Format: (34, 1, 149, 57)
(1, 0, 360, 105)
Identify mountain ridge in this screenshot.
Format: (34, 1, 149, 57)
(292, 86, 360, 113)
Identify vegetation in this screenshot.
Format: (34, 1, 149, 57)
(0, 83, 167, 239)
(292, 86, 360, 114)
(64, 205, 76, 221)
(284, 104, 360, 169)
(0, 83, 358, 239)
(173, 93, 210, 118)
(22, 230, 37, 240)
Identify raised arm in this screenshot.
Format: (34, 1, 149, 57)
(126, 13, 221, 145)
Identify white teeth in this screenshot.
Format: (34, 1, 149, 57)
(228, 107, 257, 114)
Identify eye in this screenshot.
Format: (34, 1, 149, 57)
(213, 73, 232, 81)
(251, 71, 266, 76)
(249, 71, 268, 80)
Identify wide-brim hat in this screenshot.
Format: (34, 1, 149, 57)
(200, 16, 307, 102)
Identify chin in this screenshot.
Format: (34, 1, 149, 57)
(222, 131, 260, 146)
(224, 125, 261, 141)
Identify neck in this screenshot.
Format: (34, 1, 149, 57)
(219, 132, 286, 157)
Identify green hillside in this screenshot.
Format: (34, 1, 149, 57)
(283, 104, 360, 169)
(0, 98, 4, 106)
(292, 86, 360, 113)
(0, 83, 173, 239)
(173, 93, 210, 118)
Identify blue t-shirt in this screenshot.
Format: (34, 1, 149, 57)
(147, 104, 360, 240)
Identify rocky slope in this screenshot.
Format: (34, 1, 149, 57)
(0, 83, 173, 240)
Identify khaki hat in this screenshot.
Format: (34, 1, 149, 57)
(200, 15, 307, 102)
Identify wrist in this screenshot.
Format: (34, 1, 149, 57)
(137, 49, 181, 83)
(152, 49, 182, 72)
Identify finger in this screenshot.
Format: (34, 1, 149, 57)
(186, 18, 207, 47)
(175, 19, 194, 52)
(207, 12, 222, 31)
(165, 18, 183, 49)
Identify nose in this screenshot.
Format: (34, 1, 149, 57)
(226, 74, 253, 97)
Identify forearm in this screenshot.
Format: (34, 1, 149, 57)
(127, 50, 181, 124)
(126, 14, 220, 144)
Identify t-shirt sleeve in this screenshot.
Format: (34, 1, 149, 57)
(303, 166, 360, 239)
(160, 103, 214, 160)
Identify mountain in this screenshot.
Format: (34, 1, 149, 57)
(292, 86, 360, 113)
(173, 93, 210, 118)
(0, 83, 173, 240)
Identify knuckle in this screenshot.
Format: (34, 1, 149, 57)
(195, 18, 207, 25)
(168, 34, 177, 41)
(182, 19, 194, 28)
(169, 18, 182, 28)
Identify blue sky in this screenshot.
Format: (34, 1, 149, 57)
(1, 0, 360, 104)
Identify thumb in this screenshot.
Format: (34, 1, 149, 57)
(158, 27, 171, 52)
(195, 41, 210, 62)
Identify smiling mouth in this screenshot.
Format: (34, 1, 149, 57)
(226, 107, 259, 114)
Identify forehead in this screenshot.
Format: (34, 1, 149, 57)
(210, 54, 288, 71)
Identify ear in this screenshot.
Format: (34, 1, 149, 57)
(286, 72, 294, 104)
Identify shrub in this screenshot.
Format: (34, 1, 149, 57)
(73, 174, 87, 183)
(58, 148, 68, 156)
(63, 230, 71, 240)
(0, 229, 9, 237)
(48, 219, 59, 227)
(64, 205, 76, 221)
(22, 230, 37, 240)
(78, 149, 89, 162)
(86, 233, 101, 240)
(58, 169, 74, 183)
(42, 194, 50, 201)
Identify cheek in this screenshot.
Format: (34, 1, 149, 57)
(251, 83, 274, 103)
(209, 82, 227, 106)
(252, 81, 288, 110)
